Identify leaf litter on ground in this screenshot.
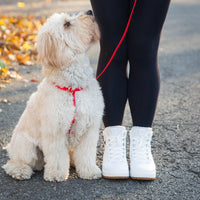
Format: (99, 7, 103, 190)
(0, 15, 46, 87)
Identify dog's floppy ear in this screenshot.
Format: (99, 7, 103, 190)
(37, 33, 73, 68)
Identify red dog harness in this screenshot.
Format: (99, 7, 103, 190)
(54, 83, 83, 134)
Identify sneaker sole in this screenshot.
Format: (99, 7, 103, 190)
(131, 177, 156, 181)
(103, 175, 129, 180)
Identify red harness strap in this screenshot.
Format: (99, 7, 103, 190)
(55, 84, 83, 134)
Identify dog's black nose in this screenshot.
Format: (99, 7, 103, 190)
(86, 10, 93, 16)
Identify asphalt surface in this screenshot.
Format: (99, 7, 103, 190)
(0, 0, 200, 199)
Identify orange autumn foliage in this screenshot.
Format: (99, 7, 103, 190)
(0, 15, 46, 84)
(0, 15, 46, 66)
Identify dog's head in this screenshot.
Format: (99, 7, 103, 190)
(37, 10, 100, 68)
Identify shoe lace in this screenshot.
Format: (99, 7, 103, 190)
(105, 132, 126, 162)
(130, 137, 152, 163)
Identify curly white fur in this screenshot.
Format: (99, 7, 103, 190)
(2, 11, 104, 182)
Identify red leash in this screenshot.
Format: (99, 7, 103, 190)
(96, 0, 137, 80)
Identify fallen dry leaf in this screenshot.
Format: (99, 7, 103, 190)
(0, 98, 11, 103)
(31, 78, 39, 82)
(1, 68, 8, 73)
(17, 2, 26, 8)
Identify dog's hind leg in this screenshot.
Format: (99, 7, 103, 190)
(73, 126, 102, 179)
(42, 134, 70, 182)
(2, 134, 37, 180)
(3, 160, 33, 180)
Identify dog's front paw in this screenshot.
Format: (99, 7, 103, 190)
(77, 165, 102, 180)
(44, 167, 69, 182)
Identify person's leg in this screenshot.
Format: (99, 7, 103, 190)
(90, 0, 129, 127)
(90, 0, 129, 179)
(128, 0, 170, 127)
(128, 0, 171, 180)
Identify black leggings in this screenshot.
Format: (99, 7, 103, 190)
(90, 0, 170, 127)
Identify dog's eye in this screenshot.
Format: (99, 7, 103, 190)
(64, 21, 71, 28)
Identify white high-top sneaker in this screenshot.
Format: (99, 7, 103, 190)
(129, 126, 156, 180)
(102, 126, 129, 179)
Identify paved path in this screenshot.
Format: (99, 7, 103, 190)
(0, 0, 200, 199)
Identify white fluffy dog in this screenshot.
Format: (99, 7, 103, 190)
(2, 10, 104, 182)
